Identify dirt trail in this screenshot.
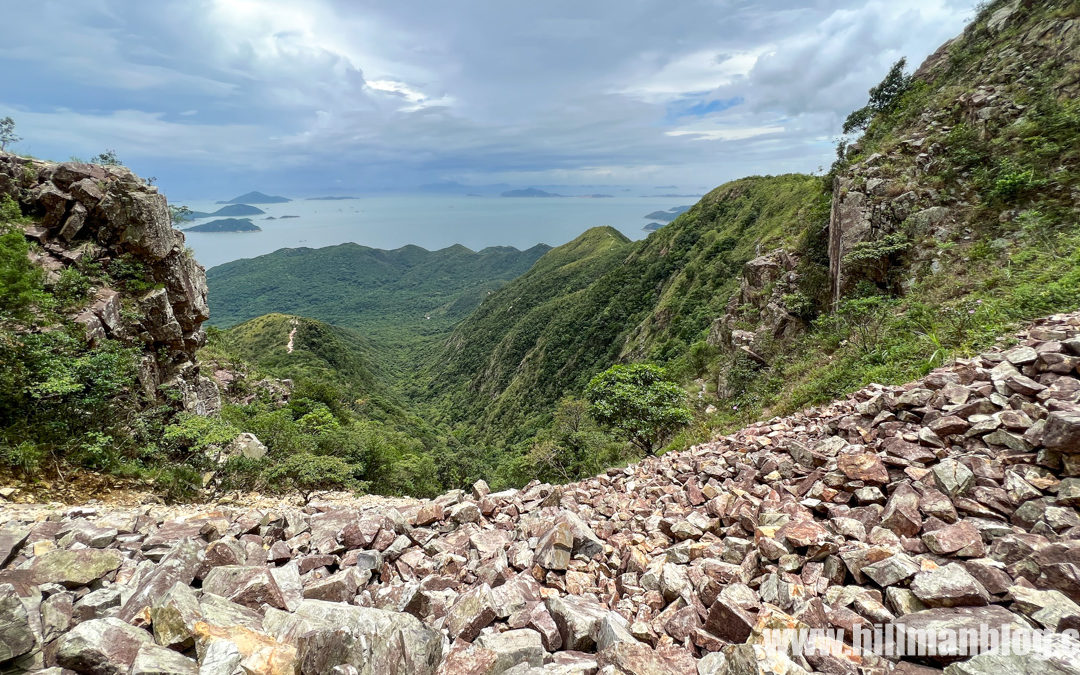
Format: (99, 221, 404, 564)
(286, 317, 299, 353)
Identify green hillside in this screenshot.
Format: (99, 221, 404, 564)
(206, 242, 551, 378)
(423, 175, 827, 441)
(212, 313, 389, 407)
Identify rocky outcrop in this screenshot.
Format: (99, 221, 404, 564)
(0, 152, 216, 414)
(709, 249, 805, 362)
(3, 311, 1080, 673)
(827, 0, 1080, 302)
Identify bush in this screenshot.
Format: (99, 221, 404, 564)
(832, 293, 899, 356)
(585, 364, 693, 455)
(264, 453, 358, 502)
(0, 230, 44, 318)
(0, 195, 25, 223)
(988, 160, 1045, 203)
(52, 268, 94, 309)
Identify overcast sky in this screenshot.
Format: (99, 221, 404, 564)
(0, 1, 977, 199)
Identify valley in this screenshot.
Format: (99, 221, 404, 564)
(2, 1, 1080, 672)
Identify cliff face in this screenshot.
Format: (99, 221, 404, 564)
(0, 152, 217, 414)
(828, 0, 1080, 301)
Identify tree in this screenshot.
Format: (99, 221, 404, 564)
(0, 117, 19, 152)
(585, 364, 692, 455)
(843, 59, 913, 135)
(264, 453, 357, 503)
(91, 149, 123, 166)
(169, 205, 193, 225)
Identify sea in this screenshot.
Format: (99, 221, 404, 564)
(178, 194, 695, 270)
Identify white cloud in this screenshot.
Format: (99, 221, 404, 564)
(0, 0, 980, 194)
(621, 49, 764, 102)
(666, 125, 786, 142)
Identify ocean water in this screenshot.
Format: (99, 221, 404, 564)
(179, 194, 693, 269)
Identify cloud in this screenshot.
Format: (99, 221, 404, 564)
(666, 125, 786, 142)
(0, 0, 979, 196)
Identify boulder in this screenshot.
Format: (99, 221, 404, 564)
(30, 549, 122, 587)
(0, 583, 34, 663)
(55, 617, 153, 674)
(910, 564, 992, 608)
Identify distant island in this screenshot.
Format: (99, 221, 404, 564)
(184, 218, 261, 233)
(279, 215, 300, 219)
(501, 188, 564, 198)
(216, 191, 291, 204)
(644, 205, 692, 222)
(186, 204, 266, 219)
(643, 222, 666, 232)
(305, 196, 356, 201)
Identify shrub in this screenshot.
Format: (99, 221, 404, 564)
(988, 161, 1045, 202)
(832, 292, 899, 356)
(52, 268, 94, 309)
(0, 195, 25, 223)
(585, 363, 693, 455)
(0, 230, 44, 318)
(264, 453, 357, 503)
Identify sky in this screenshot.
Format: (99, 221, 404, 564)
(0, 0, 978, 200)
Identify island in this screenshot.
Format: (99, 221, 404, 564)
(501, 188, 564, 198)
(183, 218, 261, 233)
(644, 205, 692, 222)
(216, 191, 291, 204)
(186, 204, 266, 219)
(278, 215, 300, 219)
(643, 222, 666, 232)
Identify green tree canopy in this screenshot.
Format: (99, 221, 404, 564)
(843, 59, 913, 135)
(584, 363, 692, 455)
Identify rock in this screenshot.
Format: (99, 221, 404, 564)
(130, 643, 198, 675)
(1009, 585, 1080, 630)
(118, 538, 203, 622)
(289, 600, 443, 675)
(446, 583, 497, 641)
(882, 483, 923, 537)
(475, 628, 545, 671)
(923, 521, 986, 557)
(705, 594, 757, 643)
(892, 606, 1031, 664)
(535, 520, 574, 571)
(30, 549, 122, 587)
(910, 564, 991, 607)
(55, 617, 153, 674)
(597, 641, 698, 675)
(449, 501, 481, 524)
(202, 566, 288, 610)
(933, 460, 975, 498)
(226, 433, 267, 460)
(1045, 411, 1080, 451)
(863, 554, 922, 587)
(0, 528, 28, 566)
(943, 632, 1080, 674)
(0, 583, 34, 663)
(150, 581, 202, 649)
(192, 621, 297, 675)
(302, 568, 364, 603)
(545, 595, 609, 651)
(838, 451, 890, 484)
